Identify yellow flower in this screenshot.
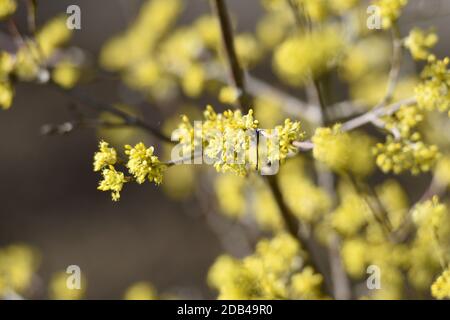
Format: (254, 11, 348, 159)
(49, 271, 86, 300)
(124, 282, 157, 300)
(273, 27, 344, 86)
(125, 142, 166, 184)
(181, 63, 205, 97)
(0, 244, 39, 295)
(435, 155, 450, 187)
(431, 268, 450, 300)
(0, 51, 15, 78)
(290, 267, 323, 299)
(36, 16, 72, 59)
(415, 56, 450, 115)
(374, 134, 439, 175)
(0, 0, 16, 20)
(0, 81, 14, 110)
(405, 28, 438, 61)
(219, 86, 240, 104)
(98, 165, 127, 201)
(52, 61, 81, 89)
(93, 141, 118, 172)
(373, 0, 408, 29)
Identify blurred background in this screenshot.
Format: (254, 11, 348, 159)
(1, 0, 450, 299)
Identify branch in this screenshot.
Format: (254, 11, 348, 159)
(51, 85, 173, 143)
(211, 0, 251, 112)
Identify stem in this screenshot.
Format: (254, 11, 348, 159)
(52, 84, 173, 143)
(211, 0, 251, 112)
(265, 175, 334, 296)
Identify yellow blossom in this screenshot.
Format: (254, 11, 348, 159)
(405, 28, 438, 61)
(93, 141, 118, 172)
(98, 165, 127, 201)
(0, 0, 16, 20)
(125, 142, 166, 184)
(431, 268, 450, 300)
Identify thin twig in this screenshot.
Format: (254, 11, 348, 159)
(51, 84, 173, 143)
(211, 0, 251, 112)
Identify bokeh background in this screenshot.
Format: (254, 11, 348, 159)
(1, 0, 450, 299)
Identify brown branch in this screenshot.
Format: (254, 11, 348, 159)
(51, 84, 173, 143)
(211, 0, 251, 112)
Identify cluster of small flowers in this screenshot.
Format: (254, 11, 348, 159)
(0, 12, 80, 110)
(0, 244, 38, 297)
(374, 0, 408, 29)
(415, 56, 450, 117)
(312, 124, 375, 176)
(374, 135, 439, 175)
(404, 28, 438, 61)
(93, 141, 166, 201)
(207, 233, 324, 299)
(374, 101, 441, 175)
(431, 267, 450, 300)
(273, 27, 344, 86)
(176, 105, 304, 176)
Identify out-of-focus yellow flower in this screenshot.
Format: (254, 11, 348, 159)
(273, 27, 344, 86)
(332, 186, 370, 236)
(181, 63, 205, 98)
(0, 51, 15, 78)
(219, 85, 240, 104)
(290, 267, 323, 299)
(431, 267, 450, 300)
(373, 0, 408, 29)
(52, 61, 81, 89)
(312, 125, 375, 176)
(0, 81, 14, 110)
(415, 56, 450, 116)
(194, 15, 221, 49)
(162, 165, 195, 200)
(405, 28, 438, 61)
(124, 282, 157, 300)
(376, 180, 409, 230)
(100, 0, 182, 71)
(0, 244, 39, 296)
(435, 155, 450, 187)
(36, 16, 72, 59)
(279, 158, 331, 223)
(0, 0, 17, 20)
(49, 271, 86, 300)
(208, 234, 303, 300)
(341, 238, 368, 278)
(234, 33, 263, 68)
(123, 57, 160, 90)
(215, 173, 247, 219)
(374, 134, 439, 175)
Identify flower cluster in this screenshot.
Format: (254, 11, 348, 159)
(312, 125, 375, 176)
(0, 15, 75, 109)
(0, 244, 38, 297)
(273, 27, 344, 86)
(0, 0, 16, 20)
(373, 0, 408, 29)
(125, 143, 165, 185)
(176, 105, 304, 176)
(208, 234, 326, 299)
(405, 28, 438, 61)
(415, 56, 450, 117)
(374, 135, 439, 175)
(375, 104, 440, 175)
(431, 267, 450, 300)
(93, 141, 166, 201)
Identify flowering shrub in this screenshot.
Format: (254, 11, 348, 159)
(1, 0, 450, 300)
